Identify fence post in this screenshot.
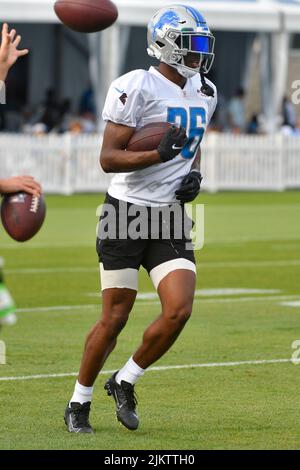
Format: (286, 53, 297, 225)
(207, 132, 218, 193)
(0, 340, 6, 365)
(277, 133, 285, 191)
(63, 133, 73, 195)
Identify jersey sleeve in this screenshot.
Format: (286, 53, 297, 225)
(102, 70, 146, 128)
(207, 83, 218, 125)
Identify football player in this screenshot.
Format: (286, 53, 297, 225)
(0, 24, 41, 328)
(65, 4, 217, 433)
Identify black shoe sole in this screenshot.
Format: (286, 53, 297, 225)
(116, 414, 139, 431)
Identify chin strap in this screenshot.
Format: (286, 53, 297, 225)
(200, 73, 215, 97)
(162, 62, 215, 97)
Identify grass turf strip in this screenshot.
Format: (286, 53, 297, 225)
(0, 191, 300, 449)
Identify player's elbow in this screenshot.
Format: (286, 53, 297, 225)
(100, 151, 113, 173)
(100, 161, 112, 173)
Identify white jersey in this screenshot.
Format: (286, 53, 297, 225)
(102, 66, 217, 206)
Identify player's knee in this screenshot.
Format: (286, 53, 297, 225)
(164, 302, 193, 326)
(100, 304, 130, 336)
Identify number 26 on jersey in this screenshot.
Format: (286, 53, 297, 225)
(167, 107, 206, 159)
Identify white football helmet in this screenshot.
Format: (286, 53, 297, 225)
(147, 4, 215, 79)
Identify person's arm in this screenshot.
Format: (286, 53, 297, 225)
(191, 146, 201, 172)
(100, 121, 160, 173)
(0, 23, 29, 82)
(0, 26, 43, 198)
(0, 23, 28, 82)
(100, 121, 187, 173)
(0, 176, 41, 196)
(0, 27, 41, 198)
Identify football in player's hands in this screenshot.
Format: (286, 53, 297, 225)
(157, 125, 188, 162)
(1, 192, 46, 242)
(126, 122, 187, 162)
(127, 122, 172, 152)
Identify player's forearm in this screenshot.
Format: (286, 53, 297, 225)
(191, 147, 201, 172)
(0, 66, 8, 82)
(0, 178, 11, 193)
(100, 149, 161, 173)
(0, 178, 10, 191)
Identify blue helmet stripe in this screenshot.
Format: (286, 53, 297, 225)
(186, 6, 204, 26)
(180, 5, 208, 29)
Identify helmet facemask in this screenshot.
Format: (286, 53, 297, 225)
(165, 30, 215, 78)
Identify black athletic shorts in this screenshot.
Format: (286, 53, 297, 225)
(96, 192, 195, 274)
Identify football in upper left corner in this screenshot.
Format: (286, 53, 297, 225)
(54, 0, 118, 33)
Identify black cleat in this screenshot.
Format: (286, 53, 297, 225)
(104, 372, 139, 431)
(64, 402, 94, 433)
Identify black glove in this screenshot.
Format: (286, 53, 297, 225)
(175, 170, 203, 203)
(157, 125, 188, 162)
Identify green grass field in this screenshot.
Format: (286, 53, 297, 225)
(0, 191, 300, 450)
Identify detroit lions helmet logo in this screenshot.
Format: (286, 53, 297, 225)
(151, 11, 180, 40)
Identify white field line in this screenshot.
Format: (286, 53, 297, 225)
(0, 243, 93, 250)
(196, 260, 300, 269)
(138, 294, 300, 305)
(1, 236, 300, 250)
(205, 236, 300, 245)
(17, 304, 99, 313)
(87, 289, 281, 300)
(141, 295, 300, 306)
(6, 267, 97, 274)
(5, 259, 300, 275)
(15, 295, 300, 313)
(281, 301, 300, 308)
(0, 358, 299, 382)
(86, 284, 296, 305)
(194, 295, 298, 304)
(85, 288, 281, 300)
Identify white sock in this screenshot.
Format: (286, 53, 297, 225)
(70, 380, 94, 405)
(116, 356, 145, 385)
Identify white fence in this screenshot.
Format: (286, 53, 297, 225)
(0, 133, 299, 194)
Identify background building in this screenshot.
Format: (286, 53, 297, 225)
(0, 0, 300, 194)
(1, 0, 300, 132)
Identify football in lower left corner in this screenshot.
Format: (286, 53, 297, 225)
(0, 192, 46, 242)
